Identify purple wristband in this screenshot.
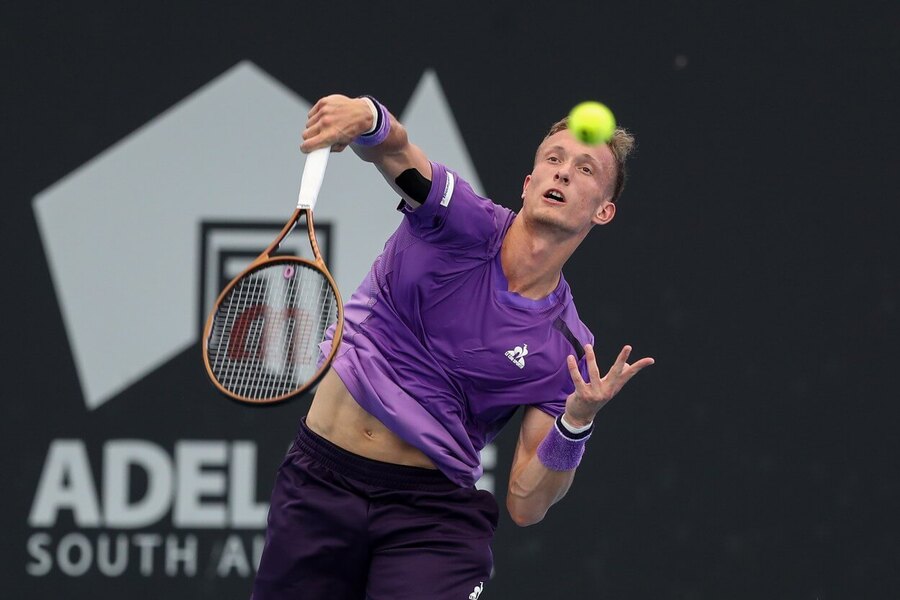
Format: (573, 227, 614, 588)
(536, 417, 592, 471)
(353, 96, 390, 147)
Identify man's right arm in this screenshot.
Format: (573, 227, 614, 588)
(300, 95, 432, 208)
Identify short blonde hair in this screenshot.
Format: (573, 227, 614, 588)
(541, 118, 635, 203)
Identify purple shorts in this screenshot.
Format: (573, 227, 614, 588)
(252, 418, 498, 600)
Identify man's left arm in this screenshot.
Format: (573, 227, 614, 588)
(506, 344, 654, 527)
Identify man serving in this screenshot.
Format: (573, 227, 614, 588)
(252, 94, 654, 600)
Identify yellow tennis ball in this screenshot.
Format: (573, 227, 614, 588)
(568, 101, 616, 145)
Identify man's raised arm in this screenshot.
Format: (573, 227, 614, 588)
(300, 94, 432, 208)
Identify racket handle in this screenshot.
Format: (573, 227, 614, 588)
(297, 147, 331, 210)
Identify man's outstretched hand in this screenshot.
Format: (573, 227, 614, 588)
(563, 344, 655, 428)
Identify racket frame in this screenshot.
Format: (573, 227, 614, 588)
(201, 148, 344, 405)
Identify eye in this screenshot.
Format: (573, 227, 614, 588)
(580, 165, 593, 175)
(547, 155, 560, 163)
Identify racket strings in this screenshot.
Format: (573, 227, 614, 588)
(207, 261, 338, 400)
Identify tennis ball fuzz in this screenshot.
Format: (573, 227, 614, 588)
(568, 101, 616, 145)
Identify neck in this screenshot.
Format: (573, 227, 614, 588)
(500, 216, 586, 300)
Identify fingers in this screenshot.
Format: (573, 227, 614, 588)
(572, 345, 655, 388)
(625, 356, 655, 375)
(300, 132, 330, 153)
(614, 345, 632, 375)
(601, 345, 654, 387)
(300, 120, 324, 153)
(618, 355, 655, 386)
(300, 96, 350, 153)
(566, 354, 585, 388)
(301, 95, 356, 153)
(634, 356, 655, 369)
(301, 113, 340, 152)
(584, 344, 602, 382)
(300, 123, 345, 153)
(307, 94, 342, 120)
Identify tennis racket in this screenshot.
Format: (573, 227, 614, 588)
(202, 147, 343, 404)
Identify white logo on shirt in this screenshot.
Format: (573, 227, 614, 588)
(440, 172, 455, 206)
(469, 581, 484, 599)
(505, 344, 528, 369)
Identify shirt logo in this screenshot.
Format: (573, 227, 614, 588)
(505, 344, 528, 369)
(469, 582, 484, 599)
(440, 172, 455, 207)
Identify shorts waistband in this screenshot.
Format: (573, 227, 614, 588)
(295, 418, 459, 492)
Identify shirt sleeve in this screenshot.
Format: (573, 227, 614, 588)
(399, 162, 512, 255)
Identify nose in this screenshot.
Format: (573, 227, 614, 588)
(554, 163, 570, 183)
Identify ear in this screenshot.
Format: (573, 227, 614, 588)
(592, 200, 616, 226)
(521, 174, 532, 200)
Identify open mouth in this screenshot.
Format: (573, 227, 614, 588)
(543, 189, 566, 203)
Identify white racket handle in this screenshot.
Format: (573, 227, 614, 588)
(297, 147, 331, 210)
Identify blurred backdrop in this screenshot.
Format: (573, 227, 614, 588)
(2, 1, 898, 598)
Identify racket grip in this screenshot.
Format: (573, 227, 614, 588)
(297, 147, 331, 210)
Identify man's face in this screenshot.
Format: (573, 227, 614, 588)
(521, 130, 617, 235)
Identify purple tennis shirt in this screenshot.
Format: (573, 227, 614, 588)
(319, 162, 594, 487)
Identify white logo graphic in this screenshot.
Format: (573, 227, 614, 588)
(505, 343, 528, 369)
(25, 439, 269, 578)
(469, 582, 484, 600)
(33, 61, 484, 410)
(440, 171, 455, 207)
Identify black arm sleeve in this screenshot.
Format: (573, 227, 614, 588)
(394, 168, 432, 204)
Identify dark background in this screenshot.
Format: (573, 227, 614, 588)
(3, 1, 898, 598)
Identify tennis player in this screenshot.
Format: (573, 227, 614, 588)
(251, 95, 654, 600)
